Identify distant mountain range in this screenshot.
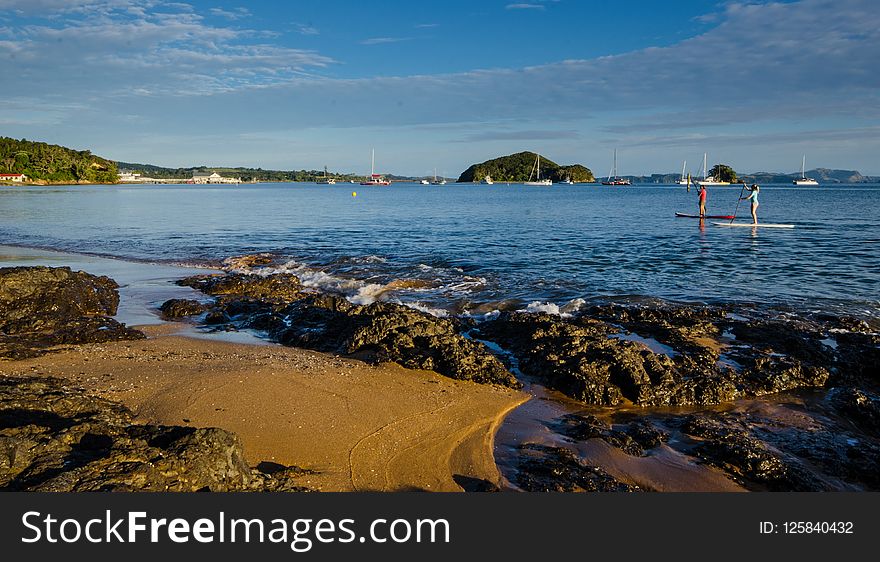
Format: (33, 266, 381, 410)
(4, 137, 876, 185)
(622, 169, 877, 184)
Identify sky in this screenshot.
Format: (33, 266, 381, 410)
(0, 0, 878, 177)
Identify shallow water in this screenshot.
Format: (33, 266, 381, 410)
(1, 182, 878, 318)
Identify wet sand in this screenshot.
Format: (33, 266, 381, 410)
(1, 324, 528, 492)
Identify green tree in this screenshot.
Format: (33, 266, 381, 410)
(709, 164, 737, 183)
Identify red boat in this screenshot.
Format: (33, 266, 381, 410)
(675, 212, 736, 220)
(360, 173, 391, 186)
(360, 149, 391, 185)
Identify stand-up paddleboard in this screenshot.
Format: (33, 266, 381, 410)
(712, 222, 795, 229)
(675, 212, 735, 220)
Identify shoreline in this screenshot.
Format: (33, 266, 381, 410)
(1, 322, 528, 492)
(3, 245, 880, 492)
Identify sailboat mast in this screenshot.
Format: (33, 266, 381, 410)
(371, 148, 375, 176)
(802, 154, 806, 179)
(702, 153, 707, 180)
(681, 160, 686, 181)
(537, 154, 540, 180)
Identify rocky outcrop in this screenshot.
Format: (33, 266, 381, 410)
(178, 273, 304, 302)
(477, 307, 841, 407)
(172, 275, 520, 388)
(555, 413, 668, 457)
(476, 311, 739, 406)
(0, 376, 310, 492)
(159, 298, 208, 319)
(513, 444, 639, 492)
(0, 267, 144, 359)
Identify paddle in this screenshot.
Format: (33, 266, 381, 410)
(731, 181, 747, 223)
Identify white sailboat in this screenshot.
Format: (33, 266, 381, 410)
(697, 153, 730, 186)
(430, 168, 447, 185)
(524, 153, 552, 186)
(677, 160, 690, 186)
(360, 148, 391, 186)
(601, 149, 631, 185)
(793, 155, 819, 185)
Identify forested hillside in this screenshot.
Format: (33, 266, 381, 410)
(0, 137, 117, 183)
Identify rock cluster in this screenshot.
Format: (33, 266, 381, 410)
(170, 274, 519, 388)
(513, 444, 639, 492)
(0, 376, 310, 492)
(477, 308, 836, 407)
(0, 266, 144, 359)
(555, 413, 668, 457)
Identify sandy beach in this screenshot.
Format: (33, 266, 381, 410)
(1, 323, 528, 492)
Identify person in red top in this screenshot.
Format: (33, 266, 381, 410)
(697, 184, 707, 218)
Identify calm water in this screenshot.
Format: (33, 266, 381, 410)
(1, 182, 878, 318)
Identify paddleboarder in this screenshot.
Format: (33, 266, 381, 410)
(697, 184, 707, 218)
(740, 184, 760, 224)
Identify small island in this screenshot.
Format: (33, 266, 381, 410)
(457, 151, 595, 183)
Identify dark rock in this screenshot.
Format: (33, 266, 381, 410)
(828, 387, 880, 436)
(477, 311, 737, 406)
(204, 310, 232, 325)
(478, 310, 837, 407)
(0, 266, 120, 333)
(159, 298, 207, 319)
(0, 266, 144, 359)
(591, 302, 725, 360)
(178, 273, 304, 303)
(180, 272, 520, 388)
(513, 444, 639, 492)
(742, 355, 829, 396)
(729, 319, 834, 366)
(0, 376, 311, 492)
(555, 413, 667, 456)
(834, 331, 880, 382)
(222, 253, 278, 271)
(269, 294, 519, 387)
(678, 413, 828, 491)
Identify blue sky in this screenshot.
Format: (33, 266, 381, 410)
(1, 0, 878, 176)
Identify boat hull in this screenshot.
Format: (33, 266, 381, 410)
(675, 212, 736, 219)
(712, 222, 795, 229)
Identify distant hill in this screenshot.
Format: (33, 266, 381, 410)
(0, 137, 117, 183)
(116, 162, 427, 183)
(618, 169, 876, 184)
(739, 168, 872, 184)
(457, 152, 594, 183)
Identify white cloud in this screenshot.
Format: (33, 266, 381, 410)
(505, 3, 545, 10)
(360, 36, 409, 45)
(209, 7, 250, 21)
(292, 22, 319, 35)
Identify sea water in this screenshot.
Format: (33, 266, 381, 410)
(1, 182, 878, 319)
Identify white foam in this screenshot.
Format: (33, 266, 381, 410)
(403, 302, 449, 318)
(560, 298, 587, 314)
(347, 283, 387, 305)
(523, 301, 569, 317)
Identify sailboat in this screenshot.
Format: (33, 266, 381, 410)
(793, 155, 819, 185)
(480, 175, 494, 185)
(697, 153, 730, 186)
(430, 168, 447, 185)
(601, 149, 631, 185)
(677, 160, 690, 186)
(360, 149, 391, 186)
(524, 153, 552, 186)
(316, 165, 336, 185)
